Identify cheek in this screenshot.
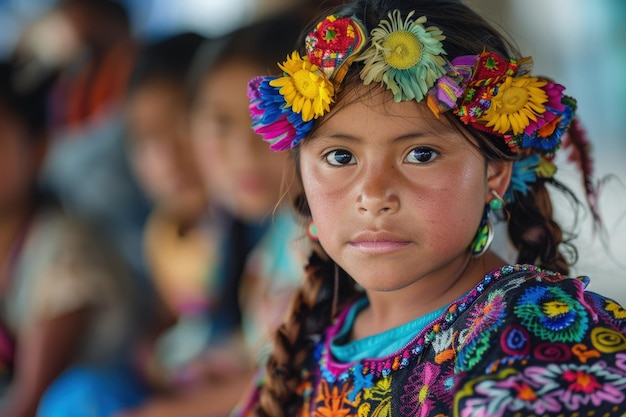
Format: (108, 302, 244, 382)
(300, 159, 349, 240)
(412, 161, 488, 241)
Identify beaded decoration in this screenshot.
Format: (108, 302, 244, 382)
(317, 264, 541, 387)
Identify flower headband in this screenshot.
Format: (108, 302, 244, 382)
(248, 11, 589, 202)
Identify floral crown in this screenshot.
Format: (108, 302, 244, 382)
(248, 11, 591, 202)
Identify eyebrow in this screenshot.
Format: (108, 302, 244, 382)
(313, 132, 428, 143)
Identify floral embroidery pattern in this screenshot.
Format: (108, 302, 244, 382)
(287, 266, 626, 417)
(361, 377, 392, 417)
(513, 285, 589, 342)
(455, 362, 626, 416)
(400, 362, 453, 416)
(305, 15, 367, 82)
(457, 291, 506, 371)
(314, 379, 358, 417)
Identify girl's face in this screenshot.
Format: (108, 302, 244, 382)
(0, 103, 43, 214)
(190, 58, 289, 222)
(127, 80, 205, 217)
(299, 88, 509, 294)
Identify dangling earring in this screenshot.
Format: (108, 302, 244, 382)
(470, 207, 493, 257)
(470, 190, 505, 257)
(307, 220, 319, 241)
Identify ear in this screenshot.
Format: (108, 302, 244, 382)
(486, 160, 513, 203)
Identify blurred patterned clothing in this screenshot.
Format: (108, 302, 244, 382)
(3, 204, 138, 365)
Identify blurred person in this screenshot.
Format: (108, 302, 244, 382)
(118, 10, 311, 417)
(0, 59, 142, 417)
(12, 0, 153, 295)
(48, 0, 136, 128)
(124, 32, 216, 388)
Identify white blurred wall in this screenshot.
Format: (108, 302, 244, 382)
(470, 0, 626, 304)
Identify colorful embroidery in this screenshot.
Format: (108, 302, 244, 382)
(500, 325, 531, 357)
(532, 342, 572, 363)
(400, 362, 453, 416)
(591, 327, 626, 354)
(513, 285, 589, 342)
(606, 299, 626, 320)
(455, 362, 626, 416)
(264, 265, 626, 417)
(457, 290, 506, 372)
(361, 376, 392, 417)
(314, 379, 358, 417)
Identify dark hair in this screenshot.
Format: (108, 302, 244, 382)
(188, 8, 310, 100)
(0, 59, 56, 138)
(127, 32, 206, 96)
(254, 1, 579, 416)
(59, 0, 130, 33)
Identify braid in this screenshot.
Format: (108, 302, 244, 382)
(254, 251, 361, 417)
(508, 182, 578, 274)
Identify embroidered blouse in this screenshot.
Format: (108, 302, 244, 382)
(238, 264, 626, 417)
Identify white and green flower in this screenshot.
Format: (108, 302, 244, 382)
(358, 10, 447, 102)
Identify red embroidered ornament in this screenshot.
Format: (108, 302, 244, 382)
(305, 15, 367, 83)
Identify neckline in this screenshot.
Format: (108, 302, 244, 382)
(330, 298, 448, 363)
(318, 264, 543, 383)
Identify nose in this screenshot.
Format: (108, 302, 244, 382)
(355, 164, 400, 216)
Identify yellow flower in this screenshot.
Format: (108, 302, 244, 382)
(482, 76, 549, 135)
(270, 52, 334, 122)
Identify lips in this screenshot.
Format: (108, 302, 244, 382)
(349, 231, 411, 255)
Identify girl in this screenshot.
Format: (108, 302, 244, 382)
(240, 0, 626, 416)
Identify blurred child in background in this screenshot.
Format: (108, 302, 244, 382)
(187, 9, 314, 378)
(118, 10, 311, 417)
(124, 32, 216, 388)
(0, 59, 142, 417)
(17, 0, 152, 290)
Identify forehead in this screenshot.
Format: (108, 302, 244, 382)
(309, 84, 461, 139)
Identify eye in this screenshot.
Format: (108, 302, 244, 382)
(405, 147, 438, 164)
(325, 149, 356, 166)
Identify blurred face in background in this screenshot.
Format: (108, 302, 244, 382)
(0, 102, 44, 214)
(127, 79, 206, 219)
(189, 57, 289, 222)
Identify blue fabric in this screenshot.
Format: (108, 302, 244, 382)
(37, 363, 148, 417)
(331, 297, 448, 362)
